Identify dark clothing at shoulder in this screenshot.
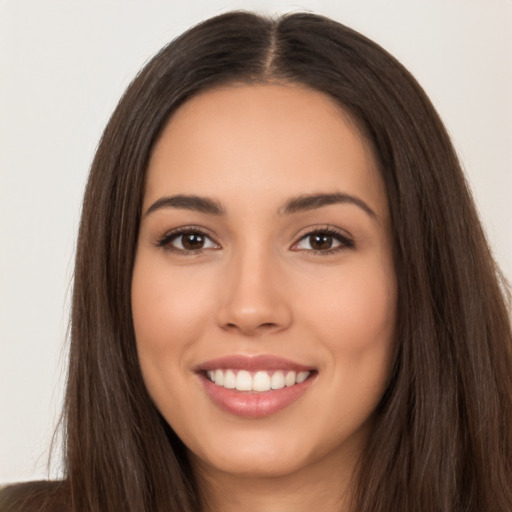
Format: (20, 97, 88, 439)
(0, 480, 70, 512)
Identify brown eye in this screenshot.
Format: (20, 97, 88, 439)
(292, 229, 354, 253)
(309, 233, 335, 250)
(181, 232, 206, 250)
(158, 229, 218, 252)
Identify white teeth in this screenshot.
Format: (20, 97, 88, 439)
(224, 369, 236, 389)
(206, 369, 311, 392)
(296, 371, 309, 384)
(236, 370, 252, 391)
(270, 371, 285, 390)
(253, 371, 271, 391)
(285, 370, 296, 387)
(214, 369, 224, 386)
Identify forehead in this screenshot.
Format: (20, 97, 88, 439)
(145, 83, 387, 217)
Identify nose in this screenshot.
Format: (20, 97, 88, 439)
(216, 248, 293, 336)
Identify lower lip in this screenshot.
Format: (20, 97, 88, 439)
(199, 373, 316, 418)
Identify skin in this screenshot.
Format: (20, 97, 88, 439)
(131, 83, 397, 512)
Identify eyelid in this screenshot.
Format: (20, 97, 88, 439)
(156, 225, 220, 253)
(290, 225, 355, 253)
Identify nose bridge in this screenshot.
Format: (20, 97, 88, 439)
(217, 239, 291, 335)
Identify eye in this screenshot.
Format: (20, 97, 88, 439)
(157, 228, 219, 253)
(291, 228, 354, 253)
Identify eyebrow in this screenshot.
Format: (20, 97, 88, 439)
(144, 192, 377, 219)
(281, 193, 377, 218)
(145, 195, 225, 216)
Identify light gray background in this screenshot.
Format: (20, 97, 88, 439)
(1, 0, 511, 483)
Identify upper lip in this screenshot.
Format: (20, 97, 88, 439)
(195, 354, 314, 373)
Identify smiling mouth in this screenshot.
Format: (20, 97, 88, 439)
(205, 369, 312, 392)
(196, 355, 317, 417)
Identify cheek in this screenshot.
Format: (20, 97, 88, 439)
(300, 256, 397, 377)
(308, 261, 396, 431)
(130, 257, 222, 428)
(131, 258, 213, 374)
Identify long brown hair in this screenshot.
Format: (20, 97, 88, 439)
(5, 10, 511, 512)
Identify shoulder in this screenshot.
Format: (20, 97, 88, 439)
(0, 480, 70, 512)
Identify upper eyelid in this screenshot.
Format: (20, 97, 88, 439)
(298, 232, 352, 244)
(291, 224, 353, 241)
(157, 226, 219, 247)
(159, 225, 215, 238)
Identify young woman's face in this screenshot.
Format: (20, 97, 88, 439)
(132, 84, 397, 480)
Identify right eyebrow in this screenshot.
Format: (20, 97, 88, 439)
(144, 194, 225, 216)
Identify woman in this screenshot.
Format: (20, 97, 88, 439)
(2, 10, 511, 512)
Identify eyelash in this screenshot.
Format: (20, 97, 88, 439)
(291, 227, 355, 255)
(156, 226, 217, 254)
(156, 226, 354, 255)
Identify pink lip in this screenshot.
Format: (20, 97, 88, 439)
(195, 355, 316, 418)
(195, 354, 313, 373)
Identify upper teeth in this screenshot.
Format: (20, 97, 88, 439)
(206, 369, 310, 392)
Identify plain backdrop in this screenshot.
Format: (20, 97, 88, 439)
(1, 0, 511, 483)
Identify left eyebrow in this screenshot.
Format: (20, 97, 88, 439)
(280, 193, 377, 218)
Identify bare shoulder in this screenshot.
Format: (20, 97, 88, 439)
(0, 480, 70, 512)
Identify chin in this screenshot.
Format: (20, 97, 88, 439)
(185, 421, 359, 482)
(191, 445, 312, 480)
